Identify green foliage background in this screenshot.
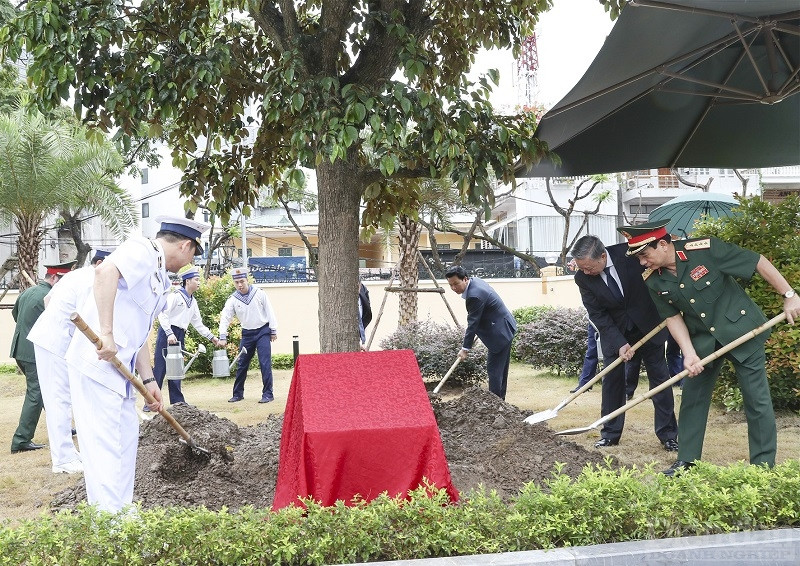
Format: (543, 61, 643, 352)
(1, 460, 798, 564)
(694, 196, 800, 411)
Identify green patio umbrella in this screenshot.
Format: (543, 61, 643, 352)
(648, 192, 739, 238)
(522, 0, 800, 177)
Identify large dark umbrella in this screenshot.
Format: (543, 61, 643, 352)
(523, 0, 800, 177)
(648, 192, 739, 238)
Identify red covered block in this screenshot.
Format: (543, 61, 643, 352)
(273, 349, 458, 509)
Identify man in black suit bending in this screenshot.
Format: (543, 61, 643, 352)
(572, 235, 678, 451)
(445, 266, 517, 400)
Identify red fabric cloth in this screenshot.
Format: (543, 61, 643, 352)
(272, 349, 458, 509)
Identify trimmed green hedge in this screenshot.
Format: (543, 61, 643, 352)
(2, 460, 798, 564)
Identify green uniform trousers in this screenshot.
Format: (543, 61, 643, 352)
(678, 345, 776, 466)
(11, 359, 43, 452)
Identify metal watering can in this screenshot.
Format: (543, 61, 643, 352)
(212, 346, 247, 378)
(164, 343, 207, 380)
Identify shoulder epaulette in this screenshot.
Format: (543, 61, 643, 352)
(642, 268, 654, 281)
(684, 238, 711, 250)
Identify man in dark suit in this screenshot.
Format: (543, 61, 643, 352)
(358, 279, 372, 349)
(445, 265, 517, 400)
(572, 235, 678, 451)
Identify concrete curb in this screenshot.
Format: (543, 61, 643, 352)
(351, 528, 800, 565)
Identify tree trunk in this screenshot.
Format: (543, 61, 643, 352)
(316, 157, 363, 352)
(397, 214, 422, 326)
(60, 211, 92, 266)
(16, 214, 44, 291)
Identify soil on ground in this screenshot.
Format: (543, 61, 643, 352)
(52, 387, 610, 511)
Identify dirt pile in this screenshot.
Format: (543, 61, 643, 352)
(52, 388, 609, 511)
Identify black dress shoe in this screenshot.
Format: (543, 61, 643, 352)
(594, 438, 619, 448)
(663, 439, 679, 452)
(570, 385, 592, 393)
(11, 441, 46, 454)
(662, 460, 695, 477)
(228, 396, 244, 403)
(258, 397, 274, 404)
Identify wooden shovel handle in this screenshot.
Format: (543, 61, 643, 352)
(594, 312, 787, 428)
(69, 312, 194, 445)
(433, 357, 462, 394)
(558, 319, 669, 408)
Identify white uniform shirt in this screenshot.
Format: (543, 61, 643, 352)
(65, 237, 170, 396)
(218, 286, 277, 340)
(157, 287, 215, 340)
(28, 266, 95, 357)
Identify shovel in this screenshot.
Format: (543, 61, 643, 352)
(70, 312, 211, 456)
(433, 357, 463, 394)
(524, 320, 668, 425)
(555, 312, 786, 436)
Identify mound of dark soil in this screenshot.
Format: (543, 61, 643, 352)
(52, 388, 609, 511)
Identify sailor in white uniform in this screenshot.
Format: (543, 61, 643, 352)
(65, 216, 209, 513)
(217, 267, 278, 403)
(28, 249, 112, 474)
(150, 265, 219, 407)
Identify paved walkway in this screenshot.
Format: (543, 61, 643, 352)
(350, 528, 800, 565)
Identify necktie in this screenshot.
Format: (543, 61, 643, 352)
(604, 266, 623, 301)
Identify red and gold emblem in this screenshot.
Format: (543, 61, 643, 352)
(690, 265, 709, 281)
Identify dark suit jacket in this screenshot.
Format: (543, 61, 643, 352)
(462, 277, 517, 353)
(358, 284, 372, 329)
(574, 243, 666, 359)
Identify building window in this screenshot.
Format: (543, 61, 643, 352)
(141, 168, 149, 184)
(474, 243, 481, 249)
(237, 248, 253, 258)
(278, 247, 292, 257)
(141, 202, 149, 218)
(436, 243, 451, 250)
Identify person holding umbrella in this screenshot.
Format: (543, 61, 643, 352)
(618, 219, 800, 476)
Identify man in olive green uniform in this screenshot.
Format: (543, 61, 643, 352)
(617, 220, 800, 476)
(10, 261, 75, 454)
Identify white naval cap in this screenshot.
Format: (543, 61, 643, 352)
(155, 215, 211, 255)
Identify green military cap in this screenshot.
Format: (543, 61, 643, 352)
(44, 260, 77, 276)
(617, 219, 671, 256)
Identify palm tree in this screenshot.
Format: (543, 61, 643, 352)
(0, 107, 135, 288)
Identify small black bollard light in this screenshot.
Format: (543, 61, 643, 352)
(292, 335, 299, 365)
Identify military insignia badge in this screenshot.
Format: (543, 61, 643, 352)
(676, 251, 688, 261)
(684, 238, 711, 250)
(690, 265, 710, 281)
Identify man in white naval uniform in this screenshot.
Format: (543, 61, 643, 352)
(27, 250, 111, 474)
(65, 216, 209, 513)
(217, 267, 278, 403)
(149, 265, 219, 408)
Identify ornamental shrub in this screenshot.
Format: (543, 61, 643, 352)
(380, 320, 488, 387)
(694, 195, 800, 411)
(511, 305, 555, 361)
(514, 307, 586, 376)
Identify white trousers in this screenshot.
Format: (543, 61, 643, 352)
(34, 345, 80, 467)
(69, 366, 139, 514)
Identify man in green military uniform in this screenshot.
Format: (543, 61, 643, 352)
(10, 261, 75, 454)
(617, 220, 800, 476)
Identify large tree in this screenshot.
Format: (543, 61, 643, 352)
(0, 108, 136, 288)
(4, 0, 555, 351)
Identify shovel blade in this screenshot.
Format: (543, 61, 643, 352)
(178, 437, 211, 457)
(554, 425, 597, 436)
(524, 409, 559, 425)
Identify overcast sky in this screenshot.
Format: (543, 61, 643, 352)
(471, 0, 616, 111)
